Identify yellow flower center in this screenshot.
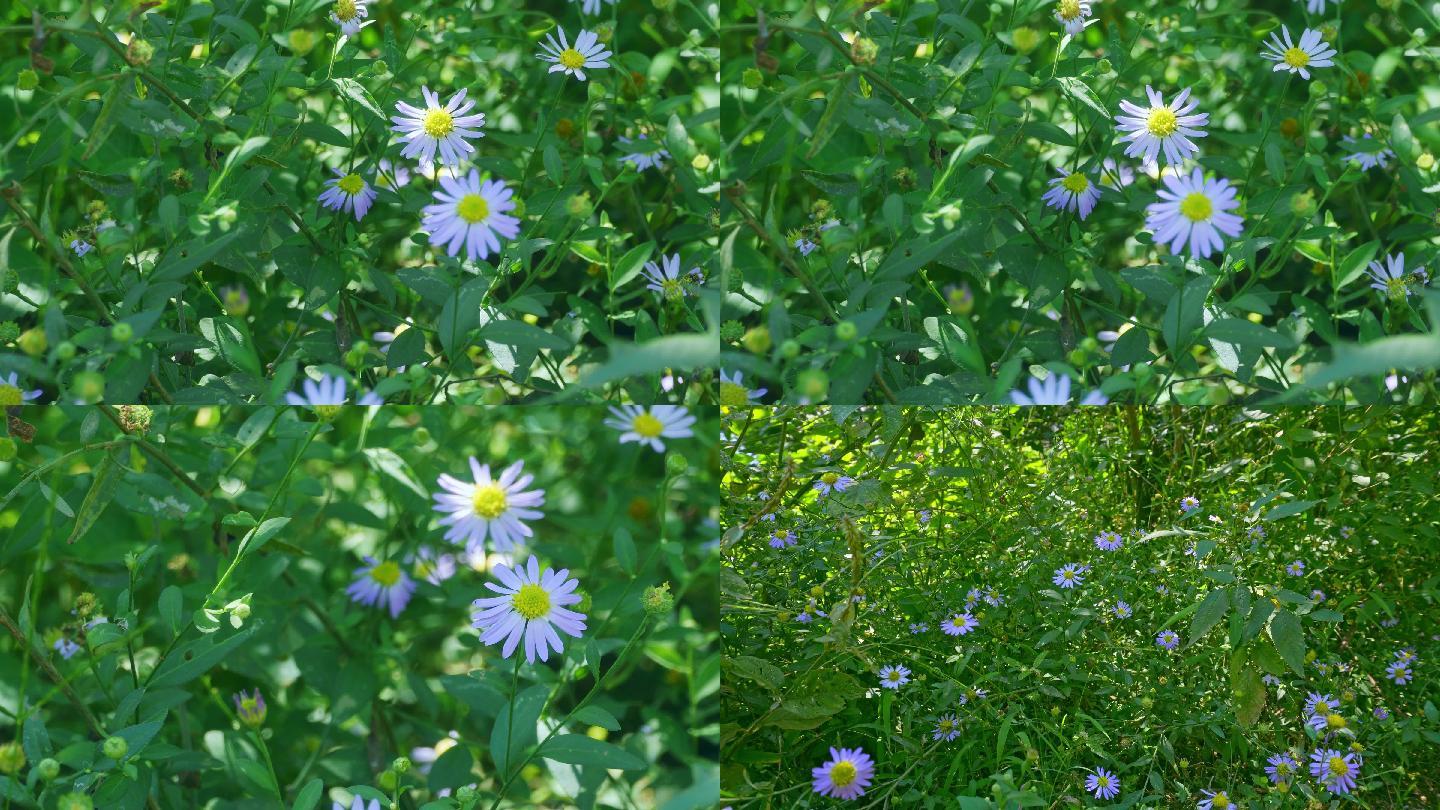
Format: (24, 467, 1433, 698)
(1179, 192, 1213, 222)
(369, 561, 401, 586)
(821, 472, 839, 485)
(1061, 172, 1090, 194)
(1328, 756, 1348, 776)
(631, 412, 665, 438)
(1276, 762, 1292, 775)
(1314, 700, 1332, 714)
(314, 404, 343, 422)
(337, 173, 364, 195)
(1326, 713, 1346, 729)
(719, 381, 750, 408)
(423, 107, 455, 138)
(471, 483, 509, 519)
(0, 385, 21, 406)
(511, 583, 551, 620)
(558, 48, 587, 70)
(1212, 794, 1229, 808)
(1097, 775, 1111, 787)
(829, 761, 858, 787)
(1283, 46, 1310, 68)
(1385, 276, 1408, 301)
(1058, 0, 1081, 19)
(457, 194, 490, 224)
(887, 672, 901, 681)
(1063, 571, 1075, 580)
(334, 0, 357, 21)
(1147, 107, 1178, 137)
(939, 719, 954, 731)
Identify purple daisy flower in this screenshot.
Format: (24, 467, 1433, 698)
(811, 747, 874, 800)
(769, 529, 797, 549)
(1053, 564, 1085, 589)
(1156, 630, 1180, 650)
(1112, 601, 1132, 619)
(1286, 560, 1305, 576)
(878, 665, 911, 689)
(1094, 530, 1124, 551)
(1310, 748, 1360, 794)
(1197, 789, 1232, 809)
(1265, 751, 1298, 784)
(1179, 496, 1200, 513)
(1085, 767, 1120, 800)
(813, 472, 857, 496)
(932, 714, 961, 742)
(1385, 659, 1412, 684)
(941, 612, 979, 636)
(346, 556, 418, 618)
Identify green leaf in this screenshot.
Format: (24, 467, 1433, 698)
(1269, 609, 1306, 676)
(480, 319, 572, 352)
(363, 447, 430, 500)
(159, 586, 183, 634)
(222, 136, 270, 177)
(291, 778, 324, 810)
(1188, 588, 1229, 646)
(1204, 318, 1296, 350)
(611, 241, 655, 292)
(237, 517, 291, 557)
(22, 714, 51, 761)
(1229, 647, 1266, 727)
(1336, 240, 1379, 289)
(1263, 500, 1317, 520)
(68, 449, 120, 544)
(539, 734, 646, 770)
(332, 78, 385, 120)
(150, 626, 256, 687)
(491, 684, 548, 775)
(386, 327, 428, 369)
(571, 705, 621, 731)
(580, 333, 717, 388)
(613, 526, 637, 574)
(199, 317, 263, 377)
(429, 744, 475, 792)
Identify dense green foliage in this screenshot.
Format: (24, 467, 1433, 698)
(1, 0, 719, 404)
(0, 405, 719, 808)
(720, 0, 1440, 404)
(721, 407, 1440, 807)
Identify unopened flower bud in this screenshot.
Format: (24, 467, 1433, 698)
(102, 736, 128, 760)
(17, 69, 39, 91)
(642, 582, 675, 615)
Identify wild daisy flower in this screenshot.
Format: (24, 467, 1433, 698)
(1180, 496, 1201, 513)
(1095, 531, 1124, 551)
(1157, 630, 1180, 649)
(318, 168, 378, 222)
(537, 28, 612, 82)
(346, 556, 418, 619)
(433, 458, 546, 555)
(1086, 768, 1120, 801)
(1341, 134, 1394, 171)
(0, 372, 43, 406)
(878, 665, 911, 689)
(1009, 373, 1107, 405)
(796, 612, 812, 623)
(719, 369, 766, 409)
(959, 687, 989, 705)
(1385, 659, 1412, 684)
(604, 404, 696, 452)
(1260, 26, 1337, 80)
(285, 373, 381, 416)
(982, 587, 1005, 606)
(1041, 167, 1103, 219)
(795, 237, 818, 256)
(392, 87, 486, 167)
(71, 239, 93, 257)
(1053, 0, 1093, 35)
(1305, 692, 1337, 717)
(422, 170, 520, 263)
(932, 714, 962, 741)
(1286, 560, 1305, 576)
(1145, 167, 1243, 260)
(1197, 789, 1233, 809)
(233, 689, 267, 728)
(1374, 706, 1389, 720)
(409, 546, 458, 585)
(1115, 86, 1209, 167)
(1112, 600, 1133, 619)
(1365, 252, 1427, 301)
(1053, 564, 1085, 589)
(618, 134, 670, 173)
(329, 0, 371, 36)
(641, 253, 698, 301)
(769, 529, 797, 549)
(54, 638, 82, 659)
(1310, 748, 1360, 794)
(1266, 751, 1298, 783)
(941, 612, 979, 635)
(813, 472, 857, 496)
(471, 555, 586, 663)
(811, 747, 875, 800)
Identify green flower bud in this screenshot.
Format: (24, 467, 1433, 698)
(117, 405, 153, 434)
(835, 320, 858, 341)
(1290, 189, 1317, 217)
(392, 755, 412, 774)
(566, 192, 593, 218)
(1011, 26, 1041, 53)
(102, 735, 129, 760)
(58, 792, 94, 810)
(1416, 152, 1434, 171)
(111, 322, 133, 343)
(642, 582, 675, 615)
(850, 36, 879, 65)
(18, 327, 46, 357)
(1067, 348, 1088, 367)
(1096, 58, 1113, 74)
(37, 757, 60, 781)
(56, 340, 77, 360)
(74, 592, 98, 618)
(741, 325, 771, 354)
(288, 29, 316, 55)
(17, 69, 39, 91)
(780, 339, 801, 359)
(720, 320, 745, 343)
(742, 68, 764, 89)
(72, 371, 106, 403)
(170, 168, 192, 191)
(126, 39, 155, 66)
(0, 321, 20, 343)
(796, 369, 828, 402)
(377, 769, 397, 791)
(0, 741, 24, 775)
(665, 453, 688, 475)
(0, 438, 17, 462)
